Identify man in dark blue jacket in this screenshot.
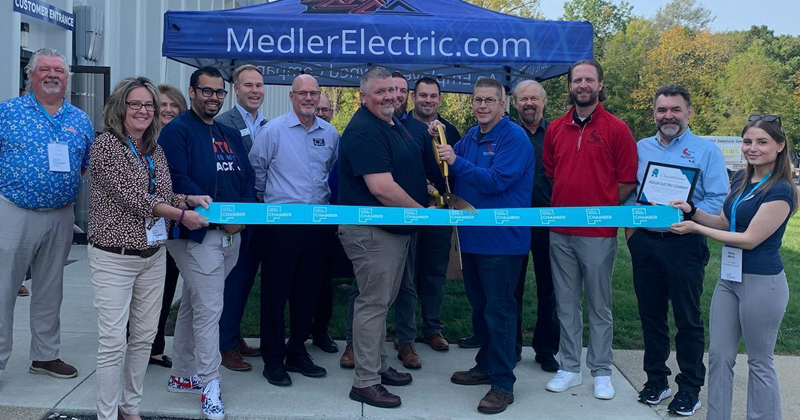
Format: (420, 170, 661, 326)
(159, 66, 255, 420)
(434, 78, 534, 415)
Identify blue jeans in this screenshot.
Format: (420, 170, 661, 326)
(462, 253, 524, 394)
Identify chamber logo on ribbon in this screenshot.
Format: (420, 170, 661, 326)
(494, 210, 520, 225)
(403, 209, 429, 224)
(219, 204, 245, 223)
(358, 208, 384, 223)
(632, 208, 660, 225)
(586, 208, 612, 225)
(266, 205, 292, 222)
(312, 206, 338, 223)
(539, 209, 566, 225)
(449, 210, 475, 224)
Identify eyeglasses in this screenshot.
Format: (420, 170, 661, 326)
(293, 90, 321, 98)
(748, 114, 781, 126)
(193, 86, 228, 99)
(126, 101, 155, 112)
(472, 97, 498, 106)
(316, 107, 331, 113)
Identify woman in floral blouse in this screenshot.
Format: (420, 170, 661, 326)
(87, 77, 210, 420)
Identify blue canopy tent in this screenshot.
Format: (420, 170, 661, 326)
(162, 0, 594, 93)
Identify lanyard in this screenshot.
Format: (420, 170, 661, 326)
(729, 173, 770, 232)
(127, 138, 156, 196)
(34, 97, 64, 141)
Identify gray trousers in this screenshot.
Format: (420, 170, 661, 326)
(339, 226, 410, 388)
(549, 232, 617, 377)
(167, 230, 240, 386)
(707, 272, 789, 420)
(0, 197, 74, 370)
(344, 233, 417, 344)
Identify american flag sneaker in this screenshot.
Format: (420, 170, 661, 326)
(167, 374, 203, 394)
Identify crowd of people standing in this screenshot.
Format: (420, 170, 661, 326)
(0, 47, 794, 420)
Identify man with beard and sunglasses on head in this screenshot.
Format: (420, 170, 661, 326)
(0, 47, 93, 384)
(159, 66, 256, 420)
(542, 59, 637, 401)
(250, 74, 338, 387)
(624, 84, 727, 416)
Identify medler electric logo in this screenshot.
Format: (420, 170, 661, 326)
(300, 0, 428, 15)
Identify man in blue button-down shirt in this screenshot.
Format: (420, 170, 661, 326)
(625, 84, 728, 415)
(0, 48, 93, 382)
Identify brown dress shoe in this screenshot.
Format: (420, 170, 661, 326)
(340, 343, 355, 369)
(397, 343, 421, 369)
(29, 359, 77, 378)
(349, 384, 401, 408)
(18, 285, 29, 297)
(220, 349, 252, 371)
(236, 336, 260, 357)
(478, 389, 514, 414)
(379, 366, 412, 386)
(451, 367, 492, 385)
(424, 333, 450, 351)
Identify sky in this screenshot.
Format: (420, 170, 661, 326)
(539, 0, 799, 36)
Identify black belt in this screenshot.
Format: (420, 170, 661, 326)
(93, 244, 161, 258)
(639, 229, 681, 240)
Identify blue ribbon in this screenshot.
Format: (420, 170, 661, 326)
(195, 203, 683, 227)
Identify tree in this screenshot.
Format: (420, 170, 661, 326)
(462, 0, 543, 18)
(652, 0, 714, 32)
(561, 0, 634, 59)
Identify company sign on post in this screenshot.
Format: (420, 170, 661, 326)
(13, 0, 75, 31)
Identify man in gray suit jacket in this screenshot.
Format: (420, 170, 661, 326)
(215, 64, 268, 372)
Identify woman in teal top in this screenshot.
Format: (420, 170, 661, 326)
(671, 115, 797, 420)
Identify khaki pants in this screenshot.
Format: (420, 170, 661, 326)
(339, 225, 410, 388)
(0, 197, 74, 370)
(167, 230, 240, 385)
(88, 246, 166, 420)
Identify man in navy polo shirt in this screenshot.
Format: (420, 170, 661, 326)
(0, 48, 93, 382)
(434, 77, 534, 414)
(625, 84, 727, 416)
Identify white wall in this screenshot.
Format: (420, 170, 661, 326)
(2, 0, 291, 118)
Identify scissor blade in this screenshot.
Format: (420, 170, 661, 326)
(444, 192, 477, 214)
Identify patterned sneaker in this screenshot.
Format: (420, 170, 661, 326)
(201, 379, 225, 420)
(167, 375, 203, 394)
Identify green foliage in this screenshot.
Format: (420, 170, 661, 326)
(652, 0, 714, 32)
(561, 0, 634, 58)
(461, 0, 543, 18)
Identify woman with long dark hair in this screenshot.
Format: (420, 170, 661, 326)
(670, 115, 797, 420)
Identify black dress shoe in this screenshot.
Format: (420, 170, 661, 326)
(285, 355, 327, 378)
(457, 335, 481, 349)
(380, 366, 412, 386)
(535, 354, 560, 373)
(312, 333, 339, 353)
(148, 355, 173, 368)
(263, 365, 292, 386)
(516, 352, 522, 362)
(349, 384, 401, 408)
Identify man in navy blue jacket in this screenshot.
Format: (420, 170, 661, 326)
(433, 78, 534, 415)
(159, 66, 255, 420)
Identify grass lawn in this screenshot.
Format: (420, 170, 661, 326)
(233, 214, 800, 354)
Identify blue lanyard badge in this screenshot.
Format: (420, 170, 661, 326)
(729, 173, 770, 232)
(127, 139, 156, 196)
(34, 98, 64, 140)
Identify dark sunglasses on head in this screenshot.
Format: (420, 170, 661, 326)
(748, 114, 781, 126)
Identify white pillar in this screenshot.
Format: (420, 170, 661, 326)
(0, 3, 22, 102)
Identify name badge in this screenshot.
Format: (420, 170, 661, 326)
(313, 138, 325, 146)
(222, 234, 233, 248)
(47, 142, 71, 172)
(145, 218, 168, 245)
(240, 128, 250, 137)
(720, 245, 743, 283)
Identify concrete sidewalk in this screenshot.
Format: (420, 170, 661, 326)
(0, 245, 796, 419)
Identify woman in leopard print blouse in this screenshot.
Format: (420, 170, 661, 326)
(87, 77, 210, 420)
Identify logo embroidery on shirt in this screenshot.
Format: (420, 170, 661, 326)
(587, 132, 602, 145)
(681, 148, 696, 163)
(483, 143, 496, 156)
(313, 138, 325, 146)
(65, 127, 78, 134)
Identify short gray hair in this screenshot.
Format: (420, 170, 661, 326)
(360, 67, 392, 92)
(24, 48, 69, 93)
(512, 79, 547, 102)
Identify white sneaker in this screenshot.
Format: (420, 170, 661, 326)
(201, 379, 225, 420)
(546, 370, 582, 392)
(594, 376, 615, 400)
